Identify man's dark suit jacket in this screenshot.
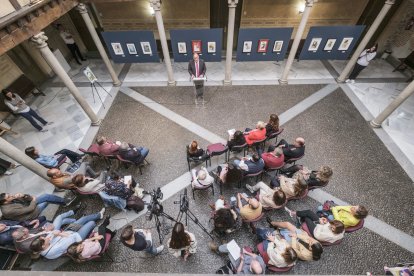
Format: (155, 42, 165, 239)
(188, 59, 206, 77)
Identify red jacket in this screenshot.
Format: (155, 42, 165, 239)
(261, 152, 284, 168)
(99, 142, 119, 156)
(244, 128, 266, 145)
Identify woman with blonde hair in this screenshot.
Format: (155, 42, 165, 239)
(265, 114, 280, 137)
(281, 165, 333, 188)
(271, 174, 307, 199)
(244, 121, 266, 145)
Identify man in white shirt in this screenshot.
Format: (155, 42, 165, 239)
(57, 24, 86, 65)
(346, 43, 378, 83)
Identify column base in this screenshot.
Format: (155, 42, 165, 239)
(336, 77, 346, 83)
(370, 120, 382, 128)
(278, 79, 288, 85)
(167, 80, 177, 86)
(223, 79, 232, 86)
(91, 119, 102, 126)
(113, 80, 121, 87)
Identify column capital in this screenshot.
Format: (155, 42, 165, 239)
(385, 0, 396, 5)
(149, 0, 161, 11)
(76, 3, 88, 14)
(31, 32, 48, 49)
(228, 0, 238, 8)
(305, 0, 316, 7)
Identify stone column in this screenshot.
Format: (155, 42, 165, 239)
(337, 0, 396, 82)
(279, 0, 315, 85)
(0, 138, 48, 181)
(31, 32, 101, 126)
(370, 80, 414, 128)
(224, 0, 238, 86)
(150, 0, 176, 86)
(77, 3, 121, 86)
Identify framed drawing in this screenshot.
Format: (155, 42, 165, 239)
(111, 43, 124, 55)
(257, 39, 269, 53)
(338, 37, 353, 51)
(192, 40, 202, 53)
(207, 41, 216, 53)
(140, 42, 152, 55)
(272, 40, 284, 52)
(126, 43, 137, 55)
(323, 39, 336, 51)
(243, 41, 252, 53)
(308, 38, 322, 51)
(177, 42, 187, 54)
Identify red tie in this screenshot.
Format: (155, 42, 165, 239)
(195, 61, 199, 77)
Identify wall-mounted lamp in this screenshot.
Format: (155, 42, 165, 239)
(298, 3, 305, 14)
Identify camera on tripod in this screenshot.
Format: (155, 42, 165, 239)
(143, 187, 163, 221)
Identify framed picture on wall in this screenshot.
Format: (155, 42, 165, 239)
(178, 42, 187, 54)
(207, 41, 216, 53)
(192, 40, 202, 53)
(111, 43, 124, 55)
(126, 43, 137, 55)
(323, 39, 336, 51)
(308, 38, 322, 51)
(338, 37, 353, 51)
(243, 41, 252, 53)
(272, 40, 284, 52)
(257, 39, 269, 53)
(140, 42, 152, 55)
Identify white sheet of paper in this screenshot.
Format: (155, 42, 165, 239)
(124, 175, 132, 183)
(227, 239, 241, 260)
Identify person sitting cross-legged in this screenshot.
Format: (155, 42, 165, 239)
(191, 167, 214, 189)
(118, 142, 149, 164)
(236, 192, 262, 221)
(246, 181, 287, 210)
(120, 224, 164, 255)
(275, 137, 305, 160)
(25, 146, 83, 168)
(270, 174, 307, 199)
(30, 208, 106, 259)
(280, 165, 333, 189)
(233, 154, 264, 175)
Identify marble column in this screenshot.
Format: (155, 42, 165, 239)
(371, 80, 414, 128)
(279, 0, 315, 85)
(77, 3, 121, 86)
(337, 0, 396, 82)
(224, 0, 238, 86)
(150, 0, 176, 86)
(0, 138, 48, 181)
(31, 32, 101, 126)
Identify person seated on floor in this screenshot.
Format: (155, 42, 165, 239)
(285, 207, 345, 244)
(72, 171, 107, 193)
(66, 216, 116, 262)
(0, 157, 20, 176)
(244, 121, 266, 145)
(191, 167, 214, 189)
(280, 165, 333, 189)
(0, 216, 47, 246)
(25, 146, 83, 168)
(0, 193, 73, 222)
(227, 130, 247, 150)
(276, 137, 305, 160)
(30, 208, 106, 260)
(236, 192, 262, 221)
(329, 205, 368, 228)
(268, 221, 323, 262)
(96, 136, 121, 156)
(187, 140, 206, 158)
(120, 224, 164, 255)
(255, 227, 298, 268)
(265, 114, 280, 137)
(270, 174, 307, 199)
(233, 154, 265, 175)
(209, 241, 266, 274)
(210, 196, 239, 235)
(216, 163, 243, 185)
(167, 222, 197, 261)
(261, 147, 284, 169)
(246, 181, 287, 210)
(119, 142, 149, 164)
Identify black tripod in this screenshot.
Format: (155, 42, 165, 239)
(147, 204, 177, 244)
(90, 80, 112, 109)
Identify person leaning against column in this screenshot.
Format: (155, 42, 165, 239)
(345, 43, 378, 84)
(2, 89, 52, 132)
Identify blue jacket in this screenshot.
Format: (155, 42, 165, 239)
(36, 155, 58, 167)
(245, 159, 265, 174)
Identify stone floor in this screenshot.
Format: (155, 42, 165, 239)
(1, 57, 413, 274)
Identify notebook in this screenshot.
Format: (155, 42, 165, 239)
(227, 239, 241, 260)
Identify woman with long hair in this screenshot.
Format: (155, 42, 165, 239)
(265, 114, 280, 137)
(167, 222, 197, 261)
(345, 43, 378, 83)
(2, 89, 51, 132)
(187, 140, 205, 158)
(271, 174, 307, 199)
(246, 181, 287, 209)
(281, 165, 333, 188)
(227, 130, 246, 150)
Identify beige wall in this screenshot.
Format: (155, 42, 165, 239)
(241, 0, 369, 38)
(0, 54, 22, 89)
(0, 0, 16, 18)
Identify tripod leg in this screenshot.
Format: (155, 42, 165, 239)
(93, 83, 106, 109)
(91, 83, 96, 103)
(95, 81, 112, 97)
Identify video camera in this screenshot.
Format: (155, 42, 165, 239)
(143, 187, 163, 221)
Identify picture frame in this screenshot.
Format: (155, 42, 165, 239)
(126, 43, 137, 55)
(177, 42, 187, 54)
(192, 40, 202, 53)
(323, 39, 336, 51)
(308, 38, 322, 51)
(257, 39, 269, 53)
(242, 41, 252, 53)
(207, 41, 216, 53)
(82, 66, 97, 83)
(272, 40, 284, 52)
(140, 42, 152, 55)
(338, 37, 353, 51)
(111, 42, 124, 55)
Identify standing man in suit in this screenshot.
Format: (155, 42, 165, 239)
(188, 53, 206, 105)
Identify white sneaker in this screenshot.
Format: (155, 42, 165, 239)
(99, 208, 106, 219)
(245, 184, 255, 194)
(284, 206, 296, 218)
(156, 245, 164, 254)
(350, 79, 355, 84)
(4, 171, 13, 175)
(345, 79, 351, 83)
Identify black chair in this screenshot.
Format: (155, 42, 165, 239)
(285, 154, 304, 165)
(266, 128, 284, 145)
(116, 155, 149, 175)
(227, 143, 248, 162)
(250, 137, 267, 152)
(239, 170, 263, 188)
(186, 145, 209, 171)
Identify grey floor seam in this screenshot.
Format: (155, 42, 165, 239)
(321, 60, 340, 78)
